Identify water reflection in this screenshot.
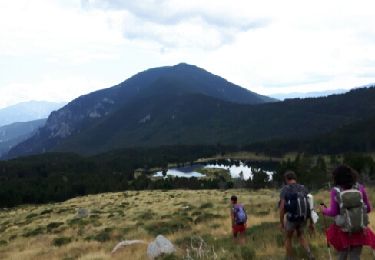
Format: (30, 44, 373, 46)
(154, 161, 275, 180)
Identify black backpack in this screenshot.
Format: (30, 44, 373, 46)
(284, 185, 310, 222)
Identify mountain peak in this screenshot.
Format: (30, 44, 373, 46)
(174, 62, 191, 67)
(6, 64, 276, 158)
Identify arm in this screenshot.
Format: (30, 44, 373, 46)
(361, 185, 372, 213)
(279, 199, 285, 228)
(230, 208, 235, 227)
(322, 189, 339, 217)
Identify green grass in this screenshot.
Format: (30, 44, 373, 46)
(2, 188, 375, 259)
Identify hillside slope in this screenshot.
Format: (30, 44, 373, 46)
(6, 63, 275, 158)
(0, 119, 46, 156)
(7, 87, 375, 157)
(1, 189, 375, 259)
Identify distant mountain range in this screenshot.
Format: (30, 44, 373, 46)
(0, 119, 46, 157)
(0, 101, 65, 127)
(5, 63, 375, 158)
(270, 89, 348, 100)
(270, 83, 375, 100)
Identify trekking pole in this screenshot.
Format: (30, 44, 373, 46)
(320, 203, 332, 260)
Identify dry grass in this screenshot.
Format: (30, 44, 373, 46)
(1, 188, 375, 259)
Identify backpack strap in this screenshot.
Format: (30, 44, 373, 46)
(333, 187, 343, 208)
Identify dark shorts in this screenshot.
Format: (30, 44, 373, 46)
(285, 220, 306, 232)
(232, 224, 246, 237)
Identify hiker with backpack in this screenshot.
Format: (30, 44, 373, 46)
(320, 165, 375, 259)
(230, 195, 247, 244)
(279, 170, 315, 260)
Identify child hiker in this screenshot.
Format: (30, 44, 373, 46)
(230, 195, 247, 244)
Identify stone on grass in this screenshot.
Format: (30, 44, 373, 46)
(76, 208, 89, 218)
(147, 235, 176, 259)
(111, 240, 146, 254)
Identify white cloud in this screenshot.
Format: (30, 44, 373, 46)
(82, 0, 269, 50)
(0, 76, 107, 109)
(1, 0, 375, 107)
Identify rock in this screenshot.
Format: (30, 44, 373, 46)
(76, 208, 89, 218)
(147, 235, 176, 259)
(111, 240, 146, 254)
(147, 241, 161, 259)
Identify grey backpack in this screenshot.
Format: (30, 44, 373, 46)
(334, 184, 369, 233)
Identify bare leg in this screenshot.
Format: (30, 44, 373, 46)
(285, 230, 294, 258)
(296, 229, 314, 259)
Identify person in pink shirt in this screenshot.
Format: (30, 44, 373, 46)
(321, 165, 375, 260)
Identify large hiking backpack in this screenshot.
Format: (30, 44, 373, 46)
(284, 185, 310, 222)
(233, 204, 247, 225)
(334, 184, 369, 233)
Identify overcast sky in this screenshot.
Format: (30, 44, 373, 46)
(1, 0, 375, 108)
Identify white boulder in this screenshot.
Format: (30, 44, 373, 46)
(147, 235, 176, 259)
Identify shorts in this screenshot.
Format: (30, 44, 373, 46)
(232, 224, 246, 237)
(285, 220, 306, 232)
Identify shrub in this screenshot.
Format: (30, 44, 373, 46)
(23, 227, 44, 237)
(194, 213, 224, 224)
(67, 218, 89, 227)
(145, 218, 192, 236)
(55, 208, 72, 214)
(26, 213, 38, 219)
(86, 229, 112, 242)
(47, 222, 64, 231)
(137, 210, 156, 221)
(53, 237, 72, 247)
(200, 202, 214, 209)
(40, 209, 53, 215)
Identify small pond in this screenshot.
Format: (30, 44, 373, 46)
(154, 160, 277, 180)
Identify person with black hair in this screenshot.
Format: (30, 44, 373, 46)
(230, 195, 247, 244)
(279, 170, 315, 260)
(321, 165, 375, 259)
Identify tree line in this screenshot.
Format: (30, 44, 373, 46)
(1, 143, 374, 208)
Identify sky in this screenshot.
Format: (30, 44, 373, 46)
(1, 0, 375, 108)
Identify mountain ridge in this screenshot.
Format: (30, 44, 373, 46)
(0, 101, 65, 127)
(0, 118, 46, 156)
(6, 63, 276, 158)
(6, 64, 375, 159)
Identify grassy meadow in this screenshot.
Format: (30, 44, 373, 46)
(1, 188, 375, 259)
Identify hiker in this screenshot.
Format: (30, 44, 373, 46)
(320, 165, 375, 260)
(230, 195, 247, 244)
(279, 170, 315, 260)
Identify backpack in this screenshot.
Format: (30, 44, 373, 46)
(334, 184, 369, 233)
(233, 204, 247, 225)
(284, 185, 310, 222)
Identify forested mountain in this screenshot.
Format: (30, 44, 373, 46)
(5, 63, 275, 158)
(0, 119, 46, 157)
(0, 101, 64, 127)
(259, 115, 375, 155)
(5, 64, 375, 158)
